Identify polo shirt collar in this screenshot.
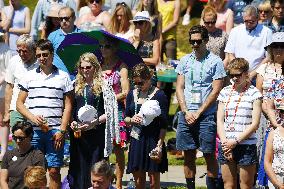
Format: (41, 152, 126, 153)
(36, 65, 59, 74)
(59, 26, 80, 36)
(245, 23, 260, 35)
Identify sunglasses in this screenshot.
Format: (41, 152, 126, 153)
(80, 66, 92, 70)
(134, 81, 144, 86)
(17, 49, 29, 54)
(89, 0, 101, 4)
(36, 53, 50, 59)
(189, 39, 203, 45)
(99, 44, 112, 49)
(259, 9, 270, 14)
(229, 72, 243, 78)
(12, 135, 28, 142)
(244, 20, 256, 24)
(134, 21, 146, 26)
(59, 16, 72, 22)
(116, 2, 127, 7)
(203, 20, 216, 25)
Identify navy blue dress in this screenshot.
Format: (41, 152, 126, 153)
(68, 85, 106, 189)
(125, 89, 168, 173)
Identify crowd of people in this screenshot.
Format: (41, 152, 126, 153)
(0, 0, 284, 189)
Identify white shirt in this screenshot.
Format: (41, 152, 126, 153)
(5, 55, 38, 111)
(0, 43, 12, 98)
(225, 24, 272, 71)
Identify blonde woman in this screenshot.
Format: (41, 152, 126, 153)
(109, 2, 134, 39)
(258, 1, 272, 24)
(68, 53, 108, 189)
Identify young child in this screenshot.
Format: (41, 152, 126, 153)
(24, 166, 47, 189)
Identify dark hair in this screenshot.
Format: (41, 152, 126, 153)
(44, 17, 60, 38)
(36, 39, 54, 53)
(271, 0, 284, 7)
(132, 63, 152, 79)
(188, 25, 209, 40)
(12, 121, 34, 138)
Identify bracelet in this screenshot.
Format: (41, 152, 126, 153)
(60, 129, 67, 135)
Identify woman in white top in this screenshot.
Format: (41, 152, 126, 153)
(217, 58, 262, 189)
(1, 0, 30, 53)
(76, 0, 111, 31)
(109, 2, 134, 40)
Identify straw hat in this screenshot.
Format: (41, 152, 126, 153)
(47, 4, 63, 17)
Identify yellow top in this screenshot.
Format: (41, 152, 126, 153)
(157, 0, 176, 40)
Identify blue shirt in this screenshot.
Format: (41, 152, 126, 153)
(30, 0, 77, 40)
(263, 17, 284, 33)
(48, 26, 81, 74)
(175, 51, 226, 115)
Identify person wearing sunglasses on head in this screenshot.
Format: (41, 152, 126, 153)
(109, 2, 134, 40)
(76, 0, 111, 31)
(262, 0, 284, 33)
(48, 6, 81, 75)
(3, 34, 38, 160)
(0, 121, 45, 189)
(175, 25, 226, 189)
(16, 39, 73, 189)
(30, 0, 76, 41)
(104, 0, 139, 14)
(256, 32, 284, 188)
(1, 0, 31, 55)
(100, 36, 129, 189)
(225, 5, 272, 82)
(217, 58, 262, 189)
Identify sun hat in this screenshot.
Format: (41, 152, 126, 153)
(138, 100, 161, 126)
(47, 4, 63, 17)
(130, 11, 154, 26)
(265, 32, 284, 49)
(77, 105, 98, 123)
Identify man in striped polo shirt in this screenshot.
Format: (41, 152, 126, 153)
(16, 39, 73, 189)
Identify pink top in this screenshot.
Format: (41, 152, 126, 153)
(216, 9, 230, 32)
(103, 61, 122, 95)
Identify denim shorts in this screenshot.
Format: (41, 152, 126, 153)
(218, 144, 257, 166)
(31, 129, 64, 167)
(176, 112, 217, 153)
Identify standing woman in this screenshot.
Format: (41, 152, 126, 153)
(157, 0, 180, 60)
(109, 2, 134, 40)
(1, 0, 30, 53)
(217, 58, 262, 189)
(100, 36, 129, 189)
(68, 53, 108, 189)
(124, 63, 168, 189)
(255, 32, 284, 188)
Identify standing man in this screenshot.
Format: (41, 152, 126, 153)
(31, 0, 76, 41)
(175, 25, 226, 189)
(16, 39, 73, 189)
(48, 6, 80, 75)
(263, 0, 284, 33)
(225, 5, 272, 82)
(3, 34, 38, 161)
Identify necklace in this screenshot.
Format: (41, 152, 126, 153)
(134, 85, 154, 114)
(225, 83, 249, 131)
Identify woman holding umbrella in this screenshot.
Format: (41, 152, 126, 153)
(100, 36, 130, 189)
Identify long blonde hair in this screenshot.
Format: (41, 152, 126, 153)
(75, 53, 103, 96)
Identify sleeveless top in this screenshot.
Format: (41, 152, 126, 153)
(157, 0, 176, 40)
(272, 127, 284, 175)
(103, 61, 122, 95)
(3, 6, 28, 52)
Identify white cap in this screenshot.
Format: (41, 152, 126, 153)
(265, 32, 284, 49)
(130, 11, 154, 26)
(77, 105, 98, 123)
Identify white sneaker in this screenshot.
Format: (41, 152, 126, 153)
(182, 14, 190, 25)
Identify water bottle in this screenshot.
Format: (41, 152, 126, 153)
(127, 177, 135, 189)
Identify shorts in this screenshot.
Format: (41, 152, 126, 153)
(218, 144, 257, 166)
(176, 112, 217, 153)
(31, 129, 64, 167)
(10, 110, 25, 127)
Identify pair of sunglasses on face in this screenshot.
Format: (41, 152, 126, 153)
(89, 0, 101, 4)
(12, 135, 28, 142)
(189, 39, 203, 45)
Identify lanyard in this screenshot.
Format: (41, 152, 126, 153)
(84, 86, 88, 105)
(189, 52, 208, 86)
(225, 84, 248, 130)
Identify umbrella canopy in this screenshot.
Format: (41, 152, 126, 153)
(57, 30, 143, 73)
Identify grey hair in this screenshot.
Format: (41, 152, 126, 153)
(16, 34, 36, 50)
(243, 5, 259, 18)
(91, 160, 112, 178)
